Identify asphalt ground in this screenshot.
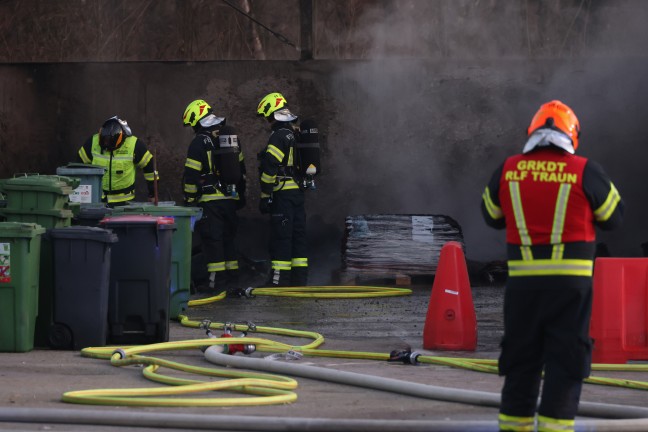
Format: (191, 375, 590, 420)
(1, 283, 648, 431)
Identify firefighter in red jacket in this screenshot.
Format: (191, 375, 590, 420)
(481, 100, 624, 432)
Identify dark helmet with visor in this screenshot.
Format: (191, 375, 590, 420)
(99, 116, 131, 151)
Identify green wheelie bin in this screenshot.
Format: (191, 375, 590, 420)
(0, 174, 77, 347)
(0, 222, 46, 352)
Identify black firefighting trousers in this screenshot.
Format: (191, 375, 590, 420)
(196, 199, 238, 291)
(499, 275, 593, 421)
(268, 189, 308, 287)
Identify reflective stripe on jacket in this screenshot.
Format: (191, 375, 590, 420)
(260, 125, 300, 196)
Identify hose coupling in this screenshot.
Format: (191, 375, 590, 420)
(199, 319, 212, 330)
(112, 348, 127, 360)
(242, 344, 256, 355)
(388, 348, 419, 365)
(223, 322, 234, 334)
(244, 287, 255, 298)
(408, 351, 421, 365)
(246, 321, 257, 332)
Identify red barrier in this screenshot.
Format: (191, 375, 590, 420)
(423, 241, 477, 351)
(591, 258, 648, 364)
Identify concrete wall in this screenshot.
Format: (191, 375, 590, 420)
(1, 57, 647, 283)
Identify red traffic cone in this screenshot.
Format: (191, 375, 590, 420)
(423, 241, 477, 351)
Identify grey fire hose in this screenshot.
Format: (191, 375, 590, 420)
(3, 406, 648, 432)
(208, 347, 648, 428)
(1, 407, 491, 431)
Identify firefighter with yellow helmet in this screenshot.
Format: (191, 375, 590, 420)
(481, 100, 624, 432)
(77, 116, 159, 206)
(182, 99, 246, 295)
(256, 92, 320, 287)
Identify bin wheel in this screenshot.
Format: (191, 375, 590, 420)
(48, 323, 73, 350)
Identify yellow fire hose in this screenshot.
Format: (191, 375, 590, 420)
(63, 338, 299, 407)
(62, 315, 648, 408)
(187, 285, 412, 307)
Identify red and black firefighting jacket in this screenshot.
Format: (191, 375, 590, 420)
(481, 147, 624, 277)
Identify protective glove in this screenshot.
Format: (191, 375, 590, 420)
(259, 197, 272, 214)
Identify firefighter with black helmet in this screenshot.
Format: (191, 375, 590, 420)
(77, 116, 158, 207)
(256, 92, 320, 287)
(182, 99, 246, 296)
(481, 100, 624, 432)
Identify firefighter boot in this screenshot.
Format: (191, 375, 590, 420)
(266, 268, 292, 287)
(225, 269, 241, 297)
(196, 271, 228, 296)
(290, 267, 308, 287)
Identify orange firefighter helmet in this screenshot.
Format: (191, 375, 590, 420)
(527, 100, 581, 151)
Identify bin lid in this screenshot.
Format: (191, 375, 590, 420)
(77, 205, 113, 219)
(113, 204, 202, 218)
(56, 163, 106, 176)
(100, 214, 176, 229)
(0, 207, 74, 218)
(126, 201, 176, 207)
(0, 174, 79, 194)
(0, 221, 46, 237)
(49, 226, 118, 243)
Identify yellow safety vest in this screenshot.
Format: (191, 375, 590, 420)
(90, 134, 139, 203)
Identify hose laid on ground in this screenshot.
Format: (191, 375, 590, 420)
(176, 316, 648, 391)
(187, 285, 412, 307)
(64, 337, 303, 407)
(63, 352, 298, 407)
(204, 346, 648, 420)
(7, 407, 648, 432)
(247, 285, 412, 299)
(50, 326, 648, 431)
(187, 290, 226, 307)
(0, 406, 491, 432)
(68, 329, 648, 409)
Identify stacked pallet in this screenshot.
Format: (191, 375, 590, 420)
(341, 214, 465, 284)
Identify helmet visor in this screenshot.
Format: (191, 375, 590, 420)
(99, 131, 123, 151)
(273, 108, 298, 122)
(199, 113, 225, 128)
